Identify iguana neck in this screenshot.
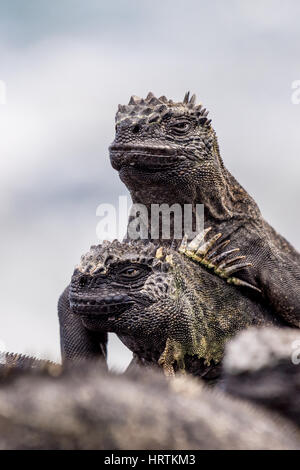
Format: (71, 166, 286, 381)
(129, 165, 259, 237)
(130, 184, 231, 223)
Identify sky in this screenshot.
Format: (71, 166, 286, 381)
(0, 0, 299, 370)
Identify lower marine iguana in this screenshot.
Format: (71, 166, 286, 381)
(59, 231, 281, 378)
(109, 92, 300, 327)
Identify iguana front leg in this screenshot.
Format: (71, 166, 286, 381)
(180, 228, 300, 327)
(239, 232, 300, 327)
(58, 286, 108, 364)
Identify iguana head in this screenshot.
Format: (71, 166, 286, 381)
(109, 92, 223, 205)
(69, 236, 261, 376)
(70, 240, 167, 324)
(70, 240, 175, 344)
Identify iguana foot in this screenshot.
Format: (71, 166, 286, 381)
(158, 338, 186, 378)
(179, 228, 261, 293)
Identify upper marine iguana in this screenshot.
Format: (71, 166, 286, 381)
(109, 92, 300, 327)
(59, 231, 279, 378)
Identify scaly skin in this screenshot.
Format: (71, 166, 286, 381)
(59, 235, 280, 378)
(109, 92, 300, 327)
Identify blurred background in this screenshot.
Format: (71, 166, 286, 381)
(0, 0, 299, 370)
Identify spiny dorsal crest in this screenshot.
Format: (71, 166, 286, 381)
(116, 91, 212, 128)
(0, 352, 61, 377)
(179, 229, 261, 293)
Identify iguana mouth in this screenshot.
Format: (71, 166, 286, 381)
(109, 144, 184, 171)
(70, 297, 134, 318)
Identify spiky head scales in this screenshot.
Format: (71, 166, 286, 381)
(116, 91, 212, 128)
(77, 240, 171, 276)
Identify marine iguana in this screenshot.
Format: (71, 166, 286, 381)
(0, 359, 299, 450)
(59, 232, 280, 378)
(0, 351, 60, 379)
(109, 92, 300, 327)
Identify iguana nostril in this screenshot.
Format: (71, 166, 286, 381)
(79, 276, 88, 287)
(132, 124, 140, 134)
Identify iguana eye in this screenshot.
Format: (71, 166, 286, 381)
(123, 268, 139, 277)
(169, 120, 191, 135)
(116, 265, 149, 282)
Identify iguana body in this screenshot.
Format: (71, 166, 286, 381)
(59, 234, 279, 378)
(109, 92, 300, 327)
